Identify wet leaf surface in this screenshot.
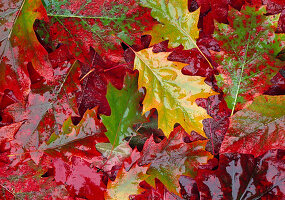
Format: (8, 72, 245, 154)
(0, 0, 284, 199)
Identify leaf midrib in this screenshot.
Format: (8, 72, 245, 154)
(230, 17, 255, 116)
(135, 51, 194, 129)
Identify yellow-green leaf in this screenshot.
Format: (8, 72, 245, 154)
(105, 164, 149, 200)
(140, 0, 200, 49)
(134, 47, 217, 137)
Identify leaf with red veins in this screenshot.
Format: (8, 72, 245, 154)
(42, 0, 155, 63)
(6, 60, 81, 165)
(196, 150, 285, 199)
(0, 0, 53, 102)
(40, 107, 108, 163)
(0, 153, 71, 199)
(221, 95, 285, 157)
(53, 156, 107, 200)
(138, 126, 213, 195)
(130, 179, 183, 200)
(77, 47, 129, 116)
(213, 5, 285, 114)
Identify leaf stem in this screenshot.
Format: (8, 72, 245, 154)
(80, 68, 95, 82)
(174, 22, 214, 69)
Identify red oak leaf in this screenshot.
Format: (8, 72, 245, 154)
(53, 156, 107, 200)
(138, 126, 213, 195)
(220, 95, 285, 157)
(0, 0, 54, 102)
(77, 47, 130, 116)
(196, 150, 285, 199)
(42, 0, 155, 64)
(5, 49, 81, 165)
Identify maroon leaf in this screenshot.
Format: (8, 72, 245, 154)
(196, 150, 285, 199)
(130, 179, 183, 200)
(77, 47, 129, 116)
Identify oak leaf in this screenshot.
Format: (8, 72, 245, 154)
(140, 0, 200, 49)
(40, 107, 108, 163)
(196, 150, 285, 199)
(138, 126, 213, 195)
(213, 5, 285, 114)
(101, 73, 145, 148)
(220, 95, 285, 157)
(105, 164, 149, 200)
(134, 47, 217, 137)
(0, 0, 53, 101)
(7, 61, 81, 165)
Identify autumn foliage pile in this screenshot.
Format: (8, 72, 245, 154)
(0, 0, 285, 199)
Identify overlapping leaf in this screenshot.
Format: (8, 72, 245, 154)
(221, 95, 285, 157)
(140, 0, 200, 49)
(101, 73, 145, 148)
(213, 5, 285, 114)
(138, 126, 213, 194)
(6, 59, 81, 164)
(0, 0, 53, 101)
(77, 47, 128, 116)
(95, 142, 132, 179)
(105, 164, 149, 200)
(196, 150, 285, 199)
(41, 0, 155, 63)
(134, 47, 217, 137)
(40, 107, 108, 162)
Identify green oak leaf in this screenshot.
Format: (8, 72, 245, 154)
(213, 5, 285, 115)
(101, 73, 145, 148)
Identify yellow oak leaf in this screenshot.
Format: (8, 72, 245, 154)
(141, 0, 200, 49)
(105, 164, 149, 200)
(134, 47, 217, 137)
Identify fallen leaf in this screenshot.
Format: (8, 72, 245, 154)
(138, 126, 213, 194)
(134, 47, 217, 137)
(213, 5, 285, 114)
(221, 95, 285, 157)
(101, 73, 145, 148)
(196, 150, 285, 199)
(105, 164, 149, 200)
